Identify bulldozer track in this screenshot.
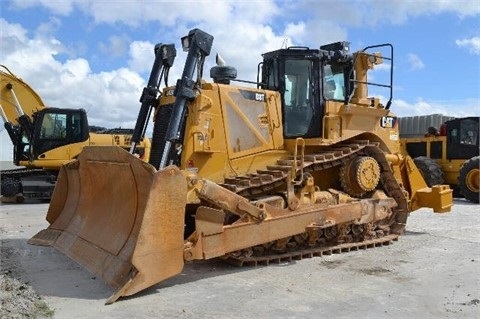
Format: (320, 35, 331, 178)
(219, 140, 409, 266)
(223, 234, 399, 267)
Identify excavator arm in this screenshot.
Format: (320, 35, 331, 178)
(0, 65, 45, 144)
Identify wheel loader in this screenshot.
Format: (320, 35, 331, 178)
(29, 28, 453, 304)
(399, 116, 479, 203)
(0, 65, 151, 202)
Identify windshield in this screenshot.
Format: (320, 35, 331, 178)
(40, 112, 68, 139)
(283, 59, 313, 136)
(460, 118, 479, 145)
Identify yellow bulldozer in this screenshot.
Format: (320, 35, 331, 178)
(29, 29, 453, 304)
(0, 65, 151, 202)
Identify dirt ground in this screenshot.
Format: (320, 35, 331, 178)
(1, 198, 479, 318)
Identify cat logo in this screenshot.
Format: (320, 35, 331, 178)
(239, 89, 265, 102)
(255, 93, 265, 102)
(380, 116, 397, 128)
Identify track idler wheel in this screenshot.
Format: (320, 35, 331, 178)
(340, 156, 380, 198)
(1, 178, 21, 197)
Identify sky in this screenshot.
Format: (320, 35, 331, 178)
(0, 0, 479, 161)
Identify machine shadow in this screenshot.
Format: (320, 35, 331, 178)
(1, 237, 271, 302)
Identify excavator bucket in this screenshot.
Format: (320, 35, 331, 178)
(29, 146, 187, 304)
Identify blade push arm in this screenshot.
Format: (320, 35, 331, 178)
(129, 43, 177, 154)
(160, 28, 214, 168)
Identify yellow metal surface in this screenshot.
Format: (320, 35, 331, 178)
(465, 167, 479, 193)
(1, 65, 45, 124)
(414, 185, 453, 213)
(1, 65, 151, 170)
(356, 157, 381, 191)
(185, 195, 397, 261)
(108, 165, 187, 303)
(340, 156, 380, 197)
(25, 39, 454, 304)
(393, 155, 453, 212)
(16, 132, 151, 170)
(400, 134, 477, 189)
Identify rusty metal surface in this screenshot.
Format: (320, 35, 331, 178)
(28, 142, 449, 303)
(108, 165, 187, 303)
(188, 143, 410, 266)
(30, 147, 153, 286)
(30, 147, 187, 303)
(222, 234, 400, 266)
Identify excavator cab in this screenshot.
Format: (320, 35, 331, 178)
(28, 108, 89, 159)
(10, 108, 89, 165)
(1, 65, 152, 201)
(1, 66, 90, 166)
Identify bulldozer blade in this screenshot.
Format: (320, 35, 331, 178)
(29, 146, 187, 303)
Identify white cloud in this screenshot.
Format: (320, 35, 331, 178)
(393, 98, 480, 118)
(406, 53, 425, 70)
(456, 37, 480, 55)
(9, 0, 75, 15)
(75, 0, 274, 28)
(99, 35, 130, 59)
(9, 0, 480, 28)
(284, 22, 305, 41)
(284, 0, 480, 28)
(34, 17, 61, 38)
(0, 18, 146, 129)
(1, 1, 480, 162)
(127, 41, 158, 74)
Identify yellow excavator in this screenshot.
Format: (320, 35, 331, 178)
(0, 65, 152, 202)
(29, 29, 453, 304)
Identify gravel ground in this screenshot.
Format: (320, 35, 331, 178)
(0, 198, 479, 318)
(0, 274, 53, 318)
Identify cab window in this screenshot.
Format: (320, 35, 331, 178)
(323, 64, 346, 100)
(284, 59, 313, 136)
(41, 113, 68, 139)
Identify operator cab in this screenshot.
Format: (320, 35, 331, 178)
(260, 42, 393, 140)
(15, 108, 89, 162)
(260, 42, 353, 139)
(445, 117, 479, 160)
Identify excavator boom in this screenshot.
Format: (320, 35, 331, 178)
(0, 65, 151, 201)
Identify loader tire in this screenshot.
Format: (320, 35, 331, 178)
(1, 178, 21, 197)
(458, 156, 479, 203)
(413, 156, 443, 187)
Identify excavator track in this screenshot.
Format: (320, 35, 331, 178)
(1, 167, 52, 178)
(1, 168, 57, 199)
(217, 140, 408, 266)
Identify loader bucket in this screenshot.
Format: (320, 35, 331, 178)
(29, 146, 187, 303)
